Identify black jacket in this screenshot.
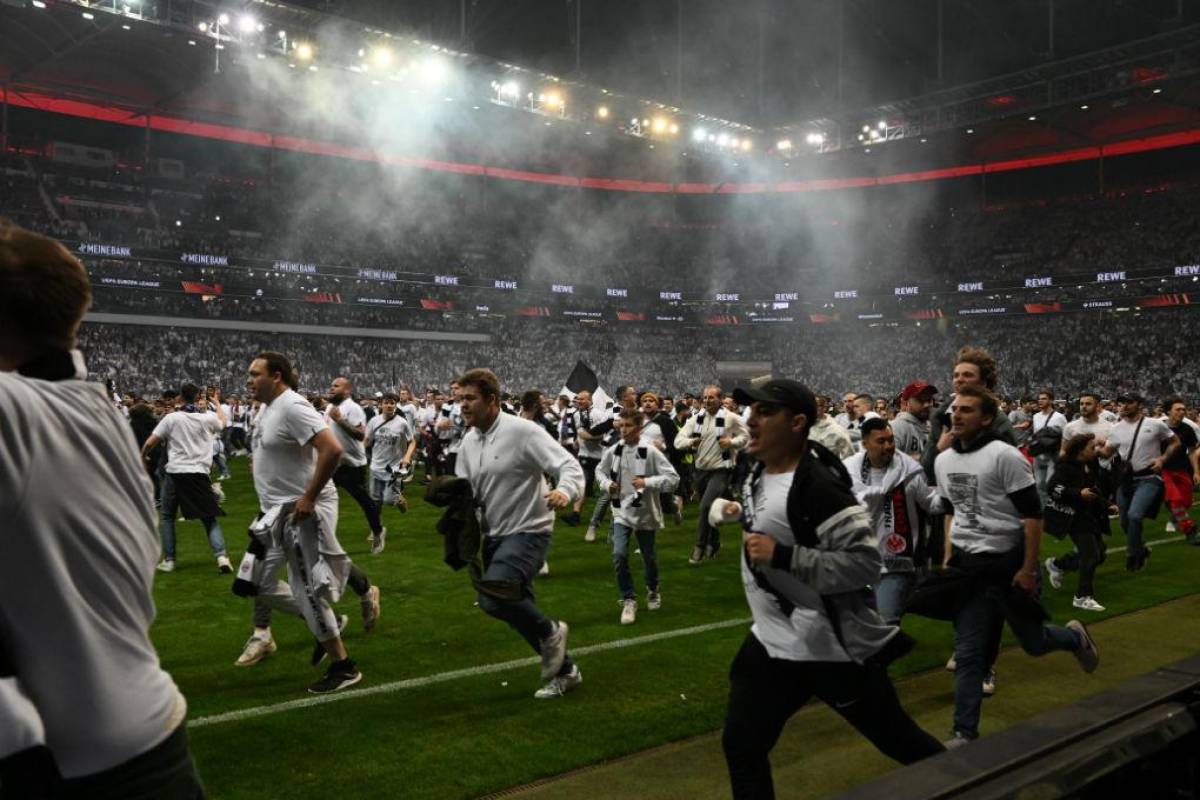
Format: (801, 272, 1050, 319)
(1047, 459, 1112, 539)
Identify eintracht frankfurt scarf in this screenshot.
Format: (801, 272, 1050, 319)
(610, 443, 648, 508)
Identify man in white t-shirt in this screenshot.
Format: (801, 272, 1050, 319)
(365, 392, 417, 544)
(239, 353, 364, 694)
(140, 382, 231, 574)
(326, 376, 386, 552)
(1062, 392, 1115, 484)
(1098, 392, 1179, 572)
(927, 385, 1098, 747)
(1030, 390, 1068, 504)
(0, 221, 203, 795)
(435, 379, 467, 475)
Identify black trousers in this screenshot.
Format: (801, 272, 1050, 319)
(0, 725, 206, 800)
(722, 634, 943, 800)
(579, 456, 600, 499)
(1053, 529, 1108, 597)
(332, 463, 383, 535)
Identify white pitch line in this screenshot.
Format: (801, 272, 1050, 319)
(188, 534, 1192, 729)
(190, 616, 751, 728)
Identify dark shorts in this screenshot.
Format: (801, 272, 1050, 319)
(167, 473, 224, 520)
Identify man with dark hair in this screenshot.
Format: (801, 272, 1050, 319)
(1031, 390, 1067, 504)
(1159, 396, 1198, 543)
(140, 382, 231, 573)
(597, 408, 679, 624)
(326, 376, 387, 554)
(564, 389, 606, 532)
(1098, 393, 1179, 571)
(675, 384, 749, 564)
(585, 384, 637, 542)
(809, 393, 854, 460)
(455, 368, 586, 699)
(236, 352, 368, 693)
(0, 221, 206, 795)
(928, 384, 1099, 747)
(713, 379, 943, 798)
(844, 417, 943, 624)
(365, 392, 417, 531)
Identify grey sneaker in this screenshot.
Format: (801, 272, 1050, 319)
(156, 559, 176, 573)
(371, 527, 387, 555)
(647, 590, 662, 611)
(1072, 595, 1105, 612)
(361, 585, 381, 632)
(982, 668, 996, 697)
(688, 546, 704, 565)
(538, 621, 569, 680)
(584, 527, 597, 543)
(1067, 619, 1099, 673)
(944, 654, 957, 672)
(1044, 557, 1063, 589)
(620, 598, 637, 625)
(534, 665, 582, 699)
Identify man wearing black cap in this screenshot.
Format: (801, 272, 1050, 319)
(1098, 393, 1179, 572)
(714, 379, 943, 799)
(892, 381, 937, 459)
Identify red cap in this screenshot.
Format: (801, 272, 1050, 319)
(900, 381, 937, 401)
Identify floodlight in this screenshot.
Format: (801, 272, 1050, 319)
(500, 80, 519, 98)
(651, 117, 667, 133)
(777, 139, 793, 150)
(716, 133, 729, 146)
(371, 47, 393, 67)
(740, 139, 752, 151)
(238, 15, 256, 33)
(198, 21, 207, 31)
(32, 0, 47, 7)
(218, 13, 229, 25)
(418, 56, 448, 87)
(693, 127, 707, 142)
(596, 105, 609, 118)
(877, 120, 886, 129)
(295, 42, 314, 60)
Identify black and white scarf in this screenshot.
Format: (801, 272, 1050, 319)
(610, 442, 649, 508)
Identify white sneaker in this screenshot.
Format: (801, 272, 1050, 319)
(647, 590, 662, 611)
(538, 621, 569, 680)
(361, 585, 381, 632)
(1166, 521, 1177, 533)
(534, 665, 582, 699)
(1044, 557, 1063, 590)
(620, 598, 637, 625)
(234, 632, 277, 666)
(538, 561, 550, 576)
(216, 555, 233, 574)
(1073, 595, 1106, 612)
(371, 528, 387, 555)
(584, 527, 597, 543)
(944, 655, 957, 672)
(982, 669, 997, 697)
(156, 559, 175, 573)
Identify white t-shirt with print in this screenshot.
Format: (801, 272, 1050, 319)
(366, 413, 414, 479)
(935, 439, 1035, 554)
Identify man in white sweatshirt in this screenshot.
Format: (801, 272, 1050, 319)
(844, 418, 943, 624)
(597, 408, 679, 625)
(455, 368, 587, 699)
(675, 385, 749, 564)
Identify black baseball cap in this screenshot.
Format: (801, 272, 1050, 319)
(732, 379, 818, 420)
(1116, 392, 1146, 404)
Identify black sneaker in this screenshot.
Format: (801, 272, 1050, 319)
(310, 614, 349, 666)
(562, 511, 581, 526)
(307, 658, 362, 694)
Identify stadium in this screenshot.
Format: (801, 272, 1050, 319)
(2, 1, 1200, 798)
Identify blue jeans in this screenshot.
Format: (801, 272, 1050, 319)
(368, 473, 403, 510)
(874, 572, 915, 625)
(952, 579, 1081, 738)
(478, 532, 574, 677)
(612, 523, 659, 600)
(1117, 476, 1163, 557)
(589, 491, 612, 528)
(159, 476, 226, 561)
